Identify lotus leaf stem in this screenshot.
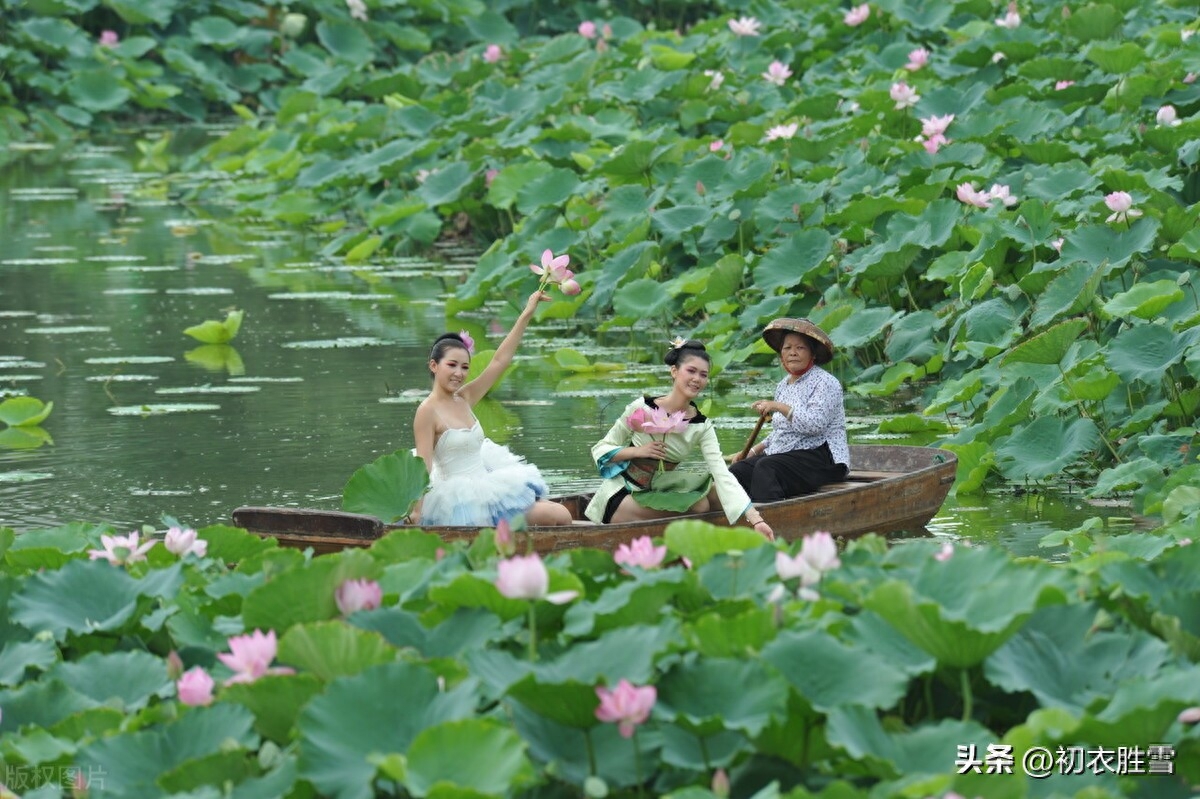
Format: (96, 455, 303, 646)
(960, 667, 973, 722)
(584, 728, 597, 776)
(633, 731, 646, 798)
(527, 604, 538, 661)
(1057, 364, 1121, 463)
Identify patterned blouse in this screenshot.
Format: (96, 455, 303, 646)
(761, 365, 851, 470)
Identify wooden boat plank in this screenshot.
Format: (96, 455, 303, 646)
(231, 445, 957, 556)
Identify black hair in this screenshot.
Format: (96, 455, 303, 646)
(664, 339, 710, 367)
(429, 333, 469, 364)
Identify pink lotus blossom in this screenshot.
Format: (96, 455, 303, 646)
(415, 168, 431, 184)
(775, 550, 821, 585)
(916, 114, 954, 152)
(625, 406, 648, 432)
(1156, 105, 1181, 127)
(800, 531, 841, 571)
(1179, 538, 1193, 546)
(992, 52, 1007, 63)
(485, 168, 499, 187)
(165, 650, 184, 680)
(560, 278, 582, 296)
(1051, 237, 1064, 253)
(704, 70, 724, 92)
(88, 531, 156, 565)
(1055, 80, 1075, 90)
(1104, 191, 1142, 223)
(920, 135, 947, 154)
(335, 578, 382, 615)
(614, 536, 667, 569)
(1186, 73, 1198, 84)
(164, 526, 207, 558)
(988, 184, 1018, 207)
(764, 122, 798, 142)
(728, 16, 762, 36)
(346, 0, 367, 22)
(844, 4, 870, 26)
(956, 182, 991, 208)
(494, 518, 515, 556)
(602, 24, 613, 39)
(934, 542, 954, 561)
(456, 330, 475, 355)
(217, 629, 294, 685)
(99, 30, 119, 48)
(595, 679, 656, 737)
(905, 48, 930, 71)
(995, 4, 1021, 29)
(578, 21, 597, 39)
(641, 406, 689, 435)
(483, 44, 502, 63)
(890, 82, 920, 109)
(530, 248, 572, 284)
(762, 60, 793, 86)
(495, 554, 578, 603)
(709, 139, 724, 152)
(1179, 706, 1200, 724)
(177, 667, 214, 706)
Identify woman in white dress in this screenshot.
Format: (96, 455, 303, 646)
(411, 290, 572, 527)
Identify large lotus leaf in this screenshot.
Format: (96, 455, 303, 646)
(404, 719, 533, 797)
(652, 204, 709, 237)
(185, 344, 245, 374)
(1071, 665, 1200, 748)
(0, 639, 58, 687)
(663, 520, 769, 566)
(0, 425, 53, 449)
(1102, 280, 1186, 320)
(695, 545, 776, 600)
(1058, 219, 1159, 272)
(184, 309, 243, 344)
(562, 569, 687, 636)
(828, 307, 899, 350)
(993, 416, 1101, 482)
(683, 607, 777, 658)
(0, 396, 53, 427)
(0, 679, 96, 731)
(612, 277, 672, 319)
(342, 448, 429, 523)
(189, 15, 242, 47)
(1105, 323, 1183, 383)
(752, 228, 834, 293)
(316, 19, 374, 67)
(825, 704, 994, 780)
(1089, 457, 1168, 497)
(884, 310, 943, 363)
(66, 68, 130, 112)
(761, 629, 910, 712)
(76, 702, 256, 797)
(843, 611, 937, 678)
(487, 161, 555, 210)
(278, 621, 397, 681)
(1001, 318, 1089, 366)
(426, 572, 530, 622)
(862, 546, 1071, 667)
(297, 662, 478, 799)
(1029, 264, 1102, 329)
(655, 657, 787, 736)
(418, 161, 474, 208)
(353, 607, 502, 659)
(47, 650, 170, 711)
(509, 703, 643, 788)
(221, 672, 325, 744)
(984, 603, 1171, 712)
(241, 548, 378, 634)
(515, 167, 581, 215)
(104, 0, 176, 25)
(952, 297, 1020, 357)
(506, 675, 599, 728)
(10, 559, 181, 641)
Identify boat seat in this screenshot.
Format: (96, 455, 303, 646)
(571, 519, 598, 526)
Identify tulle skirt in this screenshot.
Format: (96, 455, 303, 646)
(421, 439, 548, 527)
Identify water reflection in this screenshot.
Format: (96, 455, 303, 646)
(0, 135, 1143, 550)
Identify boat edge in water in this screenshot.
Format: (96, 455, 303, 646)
(231, 445, 957, 555)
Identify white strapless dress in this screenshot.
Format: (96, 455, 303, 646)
(420, 422, 549, 527)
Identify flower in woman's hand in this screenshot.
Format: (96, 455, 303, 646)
(595, 679, 657, 737)
(642, 406, 688, 435)
(530, 249, 571, 283)
(458, 330, 475, 354)
(625, 406, 648, 432)
(495, 554, 578, 603)
(560, 278, 581, 296)
(614, 536, 667, 569)
(177, 667, 215, 706)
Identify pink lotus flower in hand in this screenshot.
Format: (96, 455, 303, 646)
(177, 666, 215, 706)
(458, 330, 475, 354)
(218, 629, 294, 685)
(335, 578, 382, 615)
(614, 536, 667, 569)
(762, 60, 793, 86)
(164, 526, 207, 557)
(956, 182, 991, 208)
(1104, 191, 1142, 223)
(642, 406, 688, 435)
(890, 81, 920, 109)
(496, 554, 578, 603)
(728, 16, 762, 36)
(483, 44, 502, 63)
(560, 278, 582, 296)
(88, 531, 156, 565)
(99, 30, 119, 48)
(905, 47, 929, 71)
(595, 679, 657, 738)
(625, 406, 648, 432)
(844, 4, 870, 26)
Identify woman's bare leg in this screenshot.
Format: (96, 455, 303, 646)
(526, 499, 573, 526)
(609, 494, 710, 524)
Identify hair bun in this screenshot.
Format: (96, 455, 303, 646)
(664, 338, 707, 365)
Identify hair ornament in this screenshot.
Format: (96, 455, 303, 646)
(458, 330, 476, 355)
(668, 336, 688, 350)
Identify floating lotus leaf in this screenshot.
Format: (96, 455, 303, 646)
(862, 545, 1071, 667)
(993, 416, 1101, 482)
(1001, 318, 1089, 366)
(1102, 280, 1186, 320)
(0, 426, 52, 449)
(185, 344, 246, 375)
(1105, 323, 1183, 383)
(296, 662, 478, 798)
(342, 448, 429, 524)
(183, 309, 243, 344)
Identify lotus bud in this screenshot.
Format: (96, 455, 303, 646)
(280, 13, 307, 38)
(712, 769, 730, 798)
(165, 650, 185, 680)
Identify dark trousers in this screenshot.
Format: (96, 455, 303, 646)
(729, 443, 847, 502)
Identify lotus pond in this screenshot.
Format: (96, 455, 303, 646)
(0, 135, 1144, 553)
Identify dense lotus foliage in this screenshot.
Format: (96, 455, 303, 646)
(1, 520, 1199, 798)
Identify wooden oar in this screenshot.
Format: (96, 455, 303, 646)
(738, 413, 769, 460)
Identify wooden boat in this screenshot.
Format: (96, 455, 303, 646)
(231, 445, 957, 555)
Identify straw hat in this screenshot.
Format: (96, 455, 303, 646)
(762, 318, 834, 365)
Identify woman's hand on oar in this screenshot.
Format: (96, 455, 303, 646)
(729, 413, 768, 463)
